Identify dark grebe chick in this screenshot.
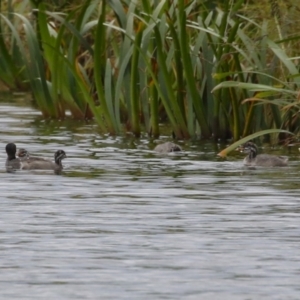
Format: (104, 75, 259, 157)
(242, 142, 288, 167)
(5, 143, 22, 170)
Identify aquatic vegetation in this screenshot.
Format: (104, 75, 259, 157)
(0, 0, 299, 141)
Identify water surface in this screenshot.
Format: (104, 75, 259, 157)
(0, 100, 300, 299)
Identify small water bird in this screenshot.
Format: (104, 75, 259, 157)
(17, 148, 29, 159)
(242, 141, 288, 167)
(154, 142, 182, 153)
(17, 148, 45, 161)
(5, 143, 67, 172)
(5, 143, 22, 170)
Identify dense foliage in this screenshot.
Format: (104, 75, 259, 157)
(0, 0, 299, 141)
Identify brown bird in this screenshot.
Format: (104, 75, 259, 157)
(154, 142, 182, 153)
(242, 142, 288, 167)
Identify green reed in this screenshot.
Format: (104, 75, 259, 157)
(0, 0, 299, 142)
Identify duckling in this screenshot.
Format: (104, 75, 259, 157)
(242, 141, 288, 167)
(17, 148, 29, 159)
(25, 150, 67, 172)
(17, 148, 46, 161)
(154, 142, 182, 153)
(5, 143, 67, 172)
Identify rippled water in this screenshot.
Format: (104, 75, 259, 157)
(0, 99, 300, 299)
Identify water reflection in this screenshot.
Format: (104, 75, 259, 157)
(0, 101, 299, 299)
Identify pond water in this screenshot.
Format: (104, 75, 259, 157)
(0, 98, 300, 299)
